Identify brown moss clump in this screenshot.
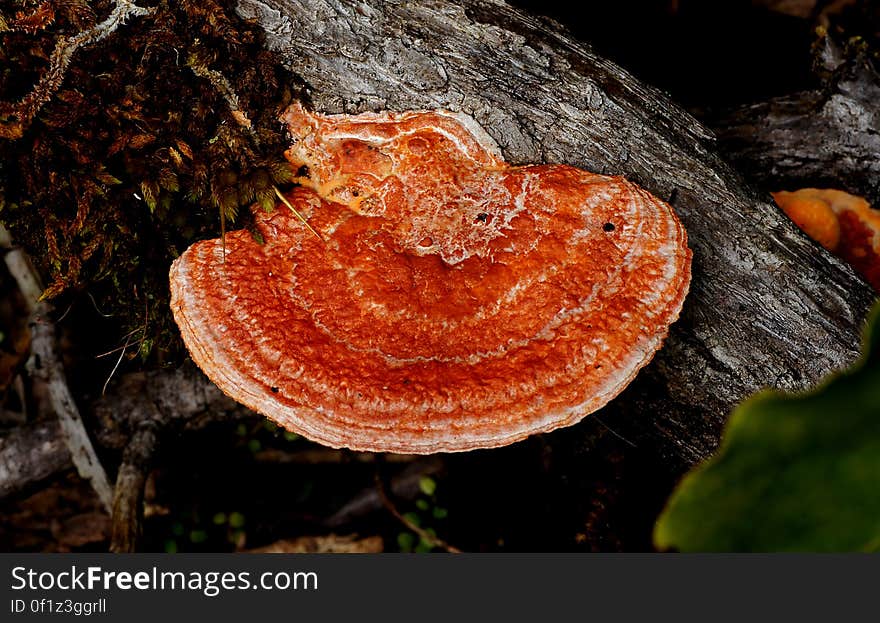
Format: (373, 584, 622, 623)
(0, 0, 305, 367)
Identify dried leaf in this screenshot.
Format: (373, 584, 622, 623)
(247, 534, 383, 553)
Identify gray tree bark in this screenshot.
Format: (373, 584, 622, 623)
(0, 420, 70, 499)
(712, 39, 880, 207)
(0, 363, 255, 500)
(235, 0, 874, 464)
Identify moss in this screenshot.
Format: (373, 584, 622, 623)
(0, 0, 306, 367)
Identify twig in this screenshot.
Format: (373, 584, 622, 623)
(110, 423, 160, 552)
(101, 332, 133, 396)
(0, 0, 155, 139)
(28, 308, 114, 512)
(87, 292, 113, 318)
(326, 458, 443, 527)
(186, 57, 257, 141)
(593, 416, 638, 449)
(374, 472, 461, 553)
(274, 186, 324, 241)
(1, 224, 113, 512)
(0, 363, 252, 500)
(0, 226, 43, 311)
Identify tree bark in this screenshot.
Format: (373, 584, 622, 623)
(0, 420, 70, 499)
(110, 424, 160, 553)
(711, 41, 880, 207)
(234, 0, 874, 464)
(0, 362, 262, 500)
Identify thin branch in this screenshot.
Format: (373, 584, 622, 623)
(101, 331, 134, 396)
(274, 186, 324, 241)
(374, 472, 461, 554)
(1, 224, 113, 511)
(0, 226, 43, 311)
(326, 458, 443, 527)
(0, 363, 253, 500)
(28, 309, 114, 512)
(110, 423, 160, 552)
(186, 56, 257, 141)
(0, 0, 155, 139)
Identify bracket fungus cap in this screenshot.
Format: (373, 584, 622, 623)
(170, 103, 692, 453)
(773, 188, 880, 290)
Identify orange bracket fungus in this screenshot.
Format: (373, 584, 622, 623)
(773, 188, 880, 291)
(169, 103, 692, 453)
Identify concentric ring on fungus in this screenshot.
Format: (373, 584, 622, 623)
(170, 103, 692, 453)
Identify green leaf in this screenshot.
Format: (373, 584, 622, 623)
(397, 532, 416, 552)
(256, 188, 276, 213)
(655, 303, 880, 552)
(418, 476, 437, 497)
(140, 180, 158, 212)
(189, 529, 208, 544)
(402, 512, 421, 527)
(138, 338, 154, 362)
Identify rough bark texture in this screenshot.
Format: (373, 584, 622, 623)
(110, 424, 159, 553)
(0, 420, 70, 499)
(712, 41, 880, 207)
(90, 363, 256, 447)
(233, 0, 875, 464)
(0, 363, 255, 500)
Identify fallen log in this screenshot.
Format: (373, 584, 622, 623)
(236, 0, 874, 464)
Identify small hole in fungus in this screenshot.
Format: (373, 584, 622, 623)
(475, 212, 489, 223)
(296, 165, 310, 178)
(270, 386, 279, 393)
(603, 222, 615, 232)
(351, 189, 360, 197)
(419, 236, 434, 247)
